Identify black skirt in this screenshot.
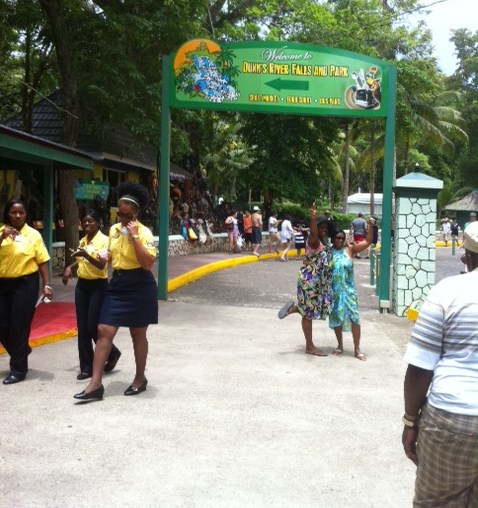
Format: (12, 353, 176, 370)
(99, 269, 158, 327)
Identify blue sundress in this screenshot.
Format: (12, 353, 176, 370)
(329, 247, 360, 331)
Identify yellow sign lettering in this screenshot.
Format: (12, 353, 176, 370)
(313, 66, 328, 76)
(291, 64, 312, 76)
(268, 63, 290, 75)
(242, 62, 267, 74)
(329, 65, 349, 77)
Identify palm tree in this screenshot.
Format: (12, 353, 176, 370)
(200, 117, 253, 202)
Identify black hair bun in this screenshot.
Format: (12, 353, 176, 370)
(116, 182, 150, 210)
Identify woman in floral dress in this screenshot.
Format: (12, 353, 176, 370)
(329, 219, 374, 361)
(278, 203, 334, 356)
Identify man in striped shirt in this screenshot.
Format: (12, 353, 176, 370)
(402, 221, 478, 506)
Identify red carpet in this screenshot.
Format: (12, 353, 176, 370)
(0, 303, 77, 355)
(30, 302, 77, 341)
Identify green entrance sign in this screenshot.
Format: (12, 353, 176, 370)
(159, 40, 396, 312)
(170, 39, 388, 117)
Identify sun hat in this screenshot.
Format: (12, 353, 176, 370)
(316, 215, 335, 237)
(464, 221, 478, 253)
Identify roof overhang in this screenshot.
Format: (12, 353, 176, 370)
(0, 125, 93, 170)
(90, 152, 156, 172)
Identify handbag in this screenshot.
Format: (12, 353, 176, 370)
(188, 227, 198, 241)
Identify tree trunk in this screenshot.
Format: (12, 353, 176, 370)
(21, 30, 32, 132)
(342, 122, 351, 213)
(39, 0, 80, 266)
(403, 139, 410, 175)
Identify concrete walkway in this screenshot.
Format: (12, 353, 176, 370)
(0, 246, 464, 507)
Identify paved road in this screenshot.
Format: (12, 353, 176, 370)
(171, 246, 463, 309)
(170, 246, 462, 352)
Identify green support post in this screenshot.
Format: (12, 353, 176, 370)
(158, 55, 171, 300)
(378, 65, 397, 311)
(369, 247, 375, 286)
(43, 164, 54, 279)
(375, 251, 381, 298)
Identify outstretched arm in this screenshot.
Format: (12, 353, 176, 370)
(349, 218, 374, 255)
(307, 203, 320, 249)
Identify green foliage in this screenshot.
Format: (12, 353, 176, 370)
(1, 0, 477, 217)
(273, 202, 309, 222)
(448, 29, 478, 191)
(330, 212, 357, 233)
(437, 184, 452, 213)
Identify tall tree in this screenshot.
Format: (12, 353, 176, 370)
(38, 0, 81, 264)
(448, 28, 478, 191)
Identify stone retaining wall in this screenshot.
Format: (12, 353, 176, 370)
(51, 233, 272, 269)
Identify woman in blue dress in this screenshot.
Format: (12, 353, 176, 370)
(329, 219, 374, 361)
(278, 203, 334, 357)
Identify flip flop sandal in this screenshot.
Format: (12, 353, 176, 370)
(278, 300, 295, 319)
(306, 350, 328, 357)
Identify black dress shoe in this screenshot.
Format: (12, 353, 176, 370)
(76, 372, 91, 380)
(124, 379, 148, 396)
(73, 385, 104, 401)
(3, 373, 26, 385)
(104, 351, 122, 373)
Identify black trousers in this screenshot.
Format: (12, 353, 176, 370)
(0, 272, 39, 376)
(75, 278, 121, 374)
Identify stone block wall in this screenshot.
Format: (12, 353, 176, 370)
(392, 197, 437, 316)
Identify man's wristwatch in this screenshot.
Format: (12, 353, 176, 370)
(402, 412, 419, 428)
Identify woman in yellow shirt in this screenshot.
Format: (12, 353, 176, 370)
(74, 183, 158, 402)
(62, 209, 122, 380)
(0, 199, 52, 384)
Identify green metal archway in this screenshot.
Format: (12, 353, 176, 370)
(157, 39, 396, 311)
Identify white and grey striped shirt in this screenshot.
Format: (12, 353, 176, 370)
(404, 270, 478, 415)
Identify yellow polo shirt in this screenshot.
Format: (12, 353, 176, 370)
(0, 224, 50, 278)
(76, 231, 109, 280)
(109, 222, 157, 270)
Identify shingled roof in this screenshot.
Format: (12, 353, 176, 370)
(5, 90, 157, 171)
(445, 190, 478, 212)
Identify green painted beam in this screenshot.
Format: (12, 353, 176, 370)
(42, 164, 54, 278)
(0, 132, 93, 170)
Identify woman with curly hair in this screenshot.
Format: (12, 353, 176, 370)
(74, 182, 158, 402)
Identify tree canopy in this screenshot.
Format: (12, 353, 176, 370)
(0, 0, 477, 221)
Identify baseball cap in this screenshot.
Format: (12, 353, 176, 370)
(464, 221, 478, 253)
(253, 206, 260, 211)
(470, 212, 477, 217)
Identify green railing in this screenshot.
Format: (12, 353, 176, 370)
(369, 246, 380, 297)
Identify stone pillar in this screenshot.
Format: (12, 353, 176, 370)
(392, 172, 443, 317)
